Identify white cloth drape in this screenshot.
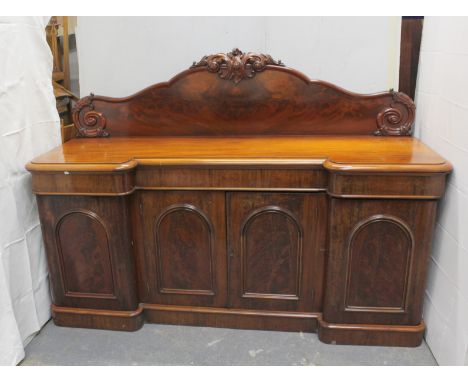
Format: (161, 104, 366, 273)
(0, 16, 60, 365)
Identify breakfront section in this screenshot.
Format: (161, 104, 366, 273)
(318, 170, 446, 346)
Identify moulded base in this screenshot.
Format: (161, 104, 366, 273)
(51, 304, 425, 347)
(142, 303, 318, 333)
(52, 304, 144, 332)
(317, 316, 425, 347)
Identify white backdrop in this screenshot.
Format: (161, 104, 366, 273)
(0, 16, 61, 365)
(76, 16, 401, 97)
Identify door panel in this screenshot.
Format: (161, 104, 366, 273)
(156, 204, 214, 294)
(228, 192, 326, 312)
(36, 195, 138, 311)
(323, 198, 437, 325)
(241, 207, 302, 298)
(140, 191, 227, 307)
(56, 211, 115, 297)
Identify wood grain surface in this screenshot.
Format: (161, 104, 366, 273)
(27, 136, 451, 173)
(28, 49, 452, 346)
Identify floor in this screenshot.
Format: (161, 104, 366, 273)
(21, 320, 437, 366)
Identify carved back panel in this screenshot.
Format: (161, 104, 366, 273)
(73, 49, 415, 137)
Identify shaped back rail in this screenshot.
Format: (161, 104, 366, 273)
(73, 49, 415, 138)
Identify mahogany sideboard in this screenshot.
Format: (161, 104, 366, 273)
(27, 49, 452, 347)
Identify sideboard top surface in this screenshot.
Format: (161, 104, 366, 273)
(27, 136, 451, 173)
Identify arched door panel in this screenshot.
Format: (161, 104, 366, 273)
(139, 191, 227, 307)
(228, 192, 326, 312)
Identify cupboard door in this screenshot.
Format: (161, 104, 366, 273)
(323, 198, 437, 325)
(36, 195, 138, 311)
(139, 191, 227, 307)
(228, 192, 326, 312)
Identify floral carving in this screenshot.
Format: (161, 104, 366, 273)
(190, 48, 285, 84)
(72, 93, 109, 138)
(375, 91, 416, 136)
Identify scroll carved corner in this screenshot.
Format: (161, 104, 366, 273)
(72, 93, 109, 138)
(375, 91, 416, 136)
(190, 48, 285, 84)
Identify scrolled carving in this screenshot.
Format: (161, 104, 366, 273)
(375, 91, 416, 136)
(72, 93, 109, 138)
(190, 48, 285, 84)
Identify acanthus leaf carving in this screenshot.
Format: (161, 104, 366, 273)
(190, 48, 285, 84)
(375, 91, 416, 136)
(72, 93, 109, 138)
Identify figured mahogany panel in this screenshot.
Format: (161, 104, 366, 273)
(138, 191, 227, 307)
(56, 211, 115, 298)
(241, 207, 302, 298)
(228, 192, 327, 312)
(155, 205, 214, 294)
(36, 195, 138, 311)
(345, 216, 413, 312)
(323, 198, 437, 325)
(72, 49, 415, 137)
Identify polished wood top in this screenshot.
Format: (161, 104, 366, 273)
(27, 136, 451, 173)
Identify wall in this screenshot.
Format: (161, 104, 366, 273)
(415, 17, 468, 366)
(76, 16, 401, 97)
